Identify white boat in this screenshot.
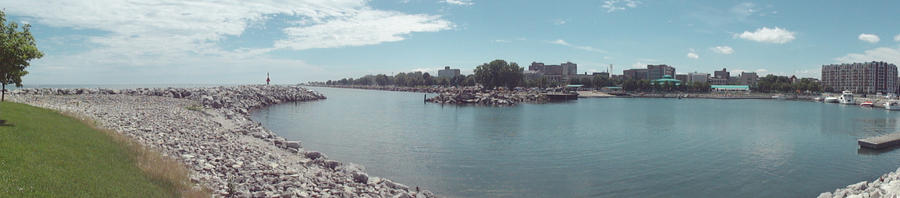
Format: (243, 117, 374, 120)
(839, 91, 855, 104)
(886, 101, 900, 110)
(814, 97, 822, 102)
(824, 97, 839, 103)
(860, 101, 874, 107)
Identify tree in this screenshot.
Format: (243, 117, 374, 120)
(473, 59, 524, 89)
(375, 74, 389, 86)
(0, 10, 43, 101)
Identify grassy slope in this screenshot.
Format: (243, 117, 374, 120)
(0, 102, 176, 197)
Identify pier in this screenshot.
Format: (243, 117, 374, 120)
(858, 133, 900, 149)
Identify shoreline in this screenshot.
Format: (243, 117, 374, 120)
(10, 85, 434, 197)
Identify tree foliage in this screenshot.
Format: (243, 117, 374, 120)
(756, 75, 820, 93)
(473, 59, 523, 89)
(0, 10, 43, 102)
(0, 10, 43, 89)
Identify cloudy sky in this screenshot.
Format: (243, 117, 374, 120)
(4, 0, 900, 84)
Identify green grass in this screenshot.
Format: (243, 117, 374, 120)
(0, 102, 186, 197)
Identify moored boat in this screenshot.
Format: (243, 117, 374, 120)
(860, 101, 874, 107)
(839, 91, 855, 105)
(824, 97, 839, 103)
(886, 101, 900, 110)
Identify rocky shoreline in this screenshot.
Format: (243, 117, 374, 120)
(818, 167, 900, 198)
(10, 85, 434, 198)
(425, 89, 547, 105)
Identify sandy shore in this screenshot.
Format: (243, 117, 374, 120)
(10, 85, 434, 198)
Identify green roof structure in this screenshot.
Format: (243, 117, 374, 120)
(651, 75, 681, 86)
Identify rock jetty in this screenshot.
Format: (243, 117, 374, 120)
(819, 167, 900, 198)
(10, 85, 435, 198)
(426, 89, 547, 105)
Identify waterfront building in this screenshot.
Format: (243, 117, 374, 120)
(437, 66, 461, 78)
(527, 61, 578, 84)
(714, 68, 730, 79)
(688, 72, 709, 84)
(647, 65, 676, 80)
(623, 68, 648, 80)
(821, 61, 898, 94)
(738, 72, 759, 86)
(709, 78, 727, 85)
(675, 74, 688, 82)
(593, 72, 610, 78)
(624, 64, 677, 81)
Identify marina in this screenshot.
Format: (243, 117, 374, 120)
(253, 87, 900, 198)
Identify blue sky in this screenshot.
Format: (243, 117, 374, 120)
(4, 0, 900, 84)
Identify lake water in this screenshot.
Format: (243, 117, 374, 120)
(252, 87, 900, 198)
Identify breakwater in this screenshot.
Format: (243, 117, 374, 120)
(10, 85, 434, 197)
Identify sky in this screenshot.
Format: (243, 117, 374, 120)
(3, 0, 900, 85)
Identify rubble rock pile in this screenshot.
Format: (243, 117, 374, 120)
(818, 167, 900, 198)
(426, 89, 548, 105)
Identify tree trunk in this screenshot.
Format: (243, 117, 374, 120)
(2, 83, 5, 102)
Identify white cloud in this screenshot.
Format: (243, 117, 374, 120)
(550, 39, 606, 53)
(835, 47, 900, 65)
(631, 59, 658, 68)
(755, 69, 769, 74)
(412, 68, 438, 73)
(275, 9, 452, 50)
(895, 34, 900, 42)
(3, 0, 454, 83)
(858, 33, 880, 43)
(602, 0, 640, 13)
(687, 52, 699, 59)
(730, 2, 757, 18)
(442, 0, 473, 6)
(493, 39, 510, 43)
(554, 19, 568, 25)
(686, 48, 699, 59)
(711, 46, 735, 54)
(735, 27, 796, 44)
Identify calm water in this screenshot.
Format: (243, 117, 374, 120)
(252, 87, 900, 198)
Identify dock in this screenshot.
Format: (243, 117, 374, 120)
(858, 133, 900, 149)
(576, 91, 613, 98)
(545, 92, 578, 100)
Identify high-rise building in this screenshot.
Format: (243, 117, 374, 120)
(714, 68, 730, 79)
(647, 64, 676, 80)
(675, 74, 688, 82)
(821, 61, 898, 94)
(437, 66, 461, 78)
(688, 72, 709, 84)
(561, 62, 577, 76)
(526, 61, 578, 84)
(623, 68, 649, 80)
(738, 72, 759, 86)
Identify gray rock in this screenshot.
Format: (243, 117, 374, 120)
(285, 141, 301, 149)
(352, 172, 368, 184)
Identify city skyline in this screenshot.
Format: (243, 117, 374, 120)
(3, 0, 900, 84)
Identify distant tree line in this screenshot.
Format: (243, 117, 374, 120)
(756, 75, 821, 93)
(325, 71, 477, 87)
